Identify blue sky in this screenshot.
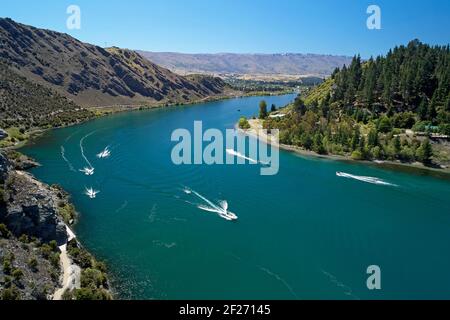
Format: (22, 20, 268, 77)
(1, 0, 449, 57)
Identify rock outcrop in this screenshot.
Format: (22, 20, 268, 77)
(0, 129, 7, 140)
(0, 152, 9, 183)
(2, 171, 67, 245)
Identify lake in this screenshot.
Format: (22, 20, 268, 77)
(22, 94, 450, 299)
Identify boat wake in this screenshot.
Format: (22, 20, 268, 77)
(79, 132, 96, 173)
(60, 146, 76, 172)
(97, 146, 111, 159)
(336, 172, 397, 187)
(321, 269, 360, 300)
(84, 187, 100, 199)
(258, 266, 298, 299)
(79, 167, 95, 176)
(226, 149, 258, 164)
(183, 187, 238, 221)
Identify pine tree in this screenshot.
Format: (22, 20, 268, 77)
(259, 100, 268, 119)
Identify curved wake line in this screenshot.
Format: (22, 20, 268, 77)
(60, 146, 76, 172)
(79, 131, 97, 169)
(115, 200, 129, 213)
(321, 269, 360, 300)
(182, 187, 237, 221)
(336, 172, 397, 187)
(226, 149, 258, 164)
(258, 266, 298, 299)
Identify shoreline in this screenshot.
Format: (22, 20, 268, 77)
(53, 226, 80, 300)
(238, 119, 450, 180)
(5, 90, 295, 150)
(1, 92, 291, 299)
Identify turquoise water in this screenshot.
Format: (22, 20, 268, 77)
(22, 94, 450, 299)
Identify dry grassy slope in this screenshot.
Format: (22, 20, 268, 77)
(0, 18, 228, 107)
(0, 63, 94, 129)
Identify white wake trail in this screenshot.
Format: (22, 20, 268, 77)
(336, 172, 397, 187)
(226, 149, 258, 164)
(79, 131, 96, 169)
(60, 146, 76, 172)
(183, 187, 237, 221)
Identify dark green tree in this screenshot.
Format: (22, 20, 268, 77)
(259, 100, 268, 119)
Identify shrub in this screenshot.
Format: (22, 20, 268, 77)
(12, 268, 24, 281)
(27, 257, 38, 271)
(18, 234, 29, 243)
(0, 224, 12, 238)
(238, 117, 251, 130)
(73, 288, 112, 300)
(1, 286, 20, 300)
(67, 240, 93, 269)
(351, 150, 363, 160)
(81, 268, 107, 289)
(2, 259, 12, 275)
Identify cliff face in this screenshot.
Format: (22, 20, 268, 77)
(0, 148, 65, 299)
(0, 149, 111, 300)
(2, 171, 68, 245)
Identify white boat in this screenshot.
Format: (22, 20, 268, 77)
(96, 147, 111, 159)
(218, 201, 238, 221)
(219, 211, 238, 221)
(80, 167, 95, 175)
(336, 171, 350, 178)
(85, 187, 99, 199)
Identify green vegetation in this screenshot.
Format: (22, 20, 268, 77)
(57, 201, 76, 225)
(39, 241, 60, 269)
(27, 257, 38, 271)
(63, 239, 112, 300)
(238, 117, 251, 130)
(1, 286, 20, 300)
(259, 100, 268, 119)
(0, 223, 12, 238)
(265, 40, 450, 166)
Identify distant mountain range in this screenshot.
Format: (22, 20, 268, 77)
(137, 51, 353, 78)
(0, 18, 229, 108)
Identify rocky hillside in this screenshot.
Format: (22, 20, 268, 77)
(0, 62, 94, 130)
(137, 51, 353, 78)
(0, 18, 229, 107)
(0, 144, 111, 300)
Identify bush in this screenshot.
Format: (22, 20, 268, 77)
(27, 257, 38, 271)
(377, 116, 393, 133)
(1, 286, 20, 300)
(12, 268, 24, 281)
(81, 268, 107, 289)
(371, 146, 382, 160)
(440, 124, 450, 135)
(40, 244, 60, 268)
(351, 150, 363, 160)
(67, 240, 93, 269)
(2, 259, 12, 275)
(0, 224, 12, 238)
(69, 288, 112, 300)
(18, 234, 29, 243)
(238, 117, 251, 130)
